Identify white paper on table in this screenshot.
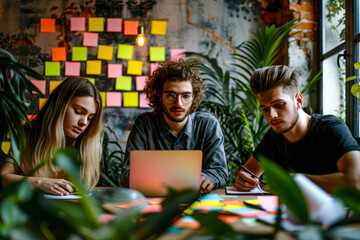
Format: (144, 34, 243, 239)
(43, 194, 82, 200)
(225, 185, 270, 195)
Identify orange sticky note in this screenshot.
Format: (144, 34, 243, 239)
(52, 47, 67, 61)
(49, 81, 62, 94)
(70, 17, 86, 31)
(123, 21, 139, 35)
(107, 18, 122, 32)
(88, 17, 105, 32)
(83, 32, 98, 47)
(65, 61, 81, 76)
(127, 60, 143, 75)
(97, 45, 114, 60)
(151, 20, 167, 35)
(31, 80, 46, 95)
(123, 92, 139, 107)
(108, 64, 122, 78)
(86, 60, 102, 75)
(40, 18, 55, 33)
(106, 92, 122, 107)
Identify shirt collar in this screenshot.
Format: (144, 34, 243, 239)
(159, 112, 193, 138)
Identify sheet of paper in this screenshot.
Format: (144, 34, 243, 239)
(149, 47, 166, 62)
(31, 80, 46, 94)
(127, 60, 143, 75)
(70, 17, 86, 31)
(106, 92, 122, 107)
(108, 64, 122, 78)
(65, 61, 81, 76)
(107, 18, 122, 32)
(45, 61, 61, 76)
(44, 194, 82, 200)
(115, 76, 132, 91)
(123, 21, 139, 35)
(123, 92, 139, 107)
(52, 47, 67, 61)
(88, 17, 104, 32)
(117, 44, 134, 60)
(72, 46, 88, 61)
(83, 32, 98, 47)
(97, 45, 114, 60)
(225, 186, 270, 195)
(170, 49, 186, 61)
(86, 60, 102, 75)
(151, 20, 167, 35)
(139, 92, 151, 108)
(40, 18, 55, 33)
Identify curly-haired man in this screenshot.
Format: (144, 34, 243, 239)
(121, 60, 228, 193)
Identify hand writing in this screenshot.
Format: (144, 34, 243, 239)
(234, 170, 259, 191)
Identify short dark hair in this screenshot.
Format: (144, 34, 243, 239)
(144, 60, 206, 113)
(250, 65, 302, 97)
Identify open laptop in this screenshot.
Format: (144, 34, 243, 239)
(129, 150, 203, 197)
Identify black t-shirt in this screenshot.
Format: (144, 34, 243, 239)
(253, 114, 360, 174)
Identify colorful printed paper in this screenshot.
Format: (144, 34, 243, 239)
(115, 76, 132, 91)
(97, 45, 114, 60)
(123, 92, 139, 107)
(151, 20, 167, 35)
(135, 76, 147, 91)
(45, 61, 61, 76)
(123, 21, 139, 35)
(72, 47, 88, 61)
(1, 141, 10, 154)
(108, 64, 122, 78)
(139, 93, 151, 108)
(127, 60, 143, 75)
(70, 17, 86, 31)
(149, 47, 166, 62)
(171, 49, 186, 61)
(106, 92, 122, 107)
(65, 61, 81, 76)
(52, 47, 67, 61)
(117, 44, 134, 60)
(40, 18, 55, 33)
(31, 80, 46, 95)
(107, 18, 122, 32)
(49, 81, 62, 94)
(88, 17, 104, 32)
(86, 60, 102, 75)
(83, 32, 99, 47)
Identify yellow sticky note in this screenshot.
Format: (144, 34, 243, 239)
(86, 60, 102, 75)
(45, 61, 61, 76)
(72, 47, 88, 61)
(117, 44, 134, 60)
(86, 77, 96, 85)
(1, 141, 11, 154)
(199, 200, 225, 207)
(149, 47, 166, 62)
(49, 81, 63, 94)
(115, 76, 132, 91)
(39, 98, 47, 110)
(127, 60, 143, 75)
(99, 92, 106, 108)
(123, 92, 139, 107)
(88, 17, 104, 32)
(97, 45, 114, 60)
(151, 20, 167, 35)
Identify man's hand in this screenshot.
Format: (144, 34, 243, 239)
(234, 169, 259, 191)
(200, 175, 214, 193)
(34, 178, 75, 196)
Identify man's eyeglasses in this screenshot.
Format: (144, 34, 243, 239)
(163, 93, 193, 104)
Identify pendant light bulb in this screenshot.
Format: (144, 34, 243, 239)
(136, 26, 146, 47)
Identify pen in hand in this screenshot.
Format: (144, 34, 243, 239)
(241, 166, 266, 185)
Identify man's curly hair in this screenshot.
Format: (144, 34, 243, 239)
(144, 60, 206, 113)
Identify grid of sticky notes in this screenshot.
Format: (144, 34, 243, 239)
(40, 17, 184, 109)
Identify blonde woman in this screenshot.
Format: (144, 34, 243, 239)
(0, 77, 104, 196)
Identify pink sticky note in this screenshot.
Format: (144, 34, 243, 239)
(83, 32, 98, 47)
(171, 49, 186, 61)
(150, 63, 159, 75)
(70, 17, 86, 31)
(257, 196, 278, 209)
(108, 64, 122, 78)
(31, 80, 46, 95)
(65, 61, 81, 76)
(107, 18, 122, 32)
(140, 205, 163, 213)
(106, 92, 122, 107)
(135, 76, 147, 91)
(139, 93, 151, 108)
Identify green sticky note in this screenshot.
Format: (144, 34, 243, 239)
(99, 92, 106, 108)
(149, 47, 166, 62)
(115, 76, 132, 91)
(123, 92, 139, 107)
(45, 61, 61, 76)
(117, 44, 134, 60)
(72, 47, 88, 61)
(86, 60, 102, 75)
(86, 77, 96, 85)
(127, 60, 143, 75)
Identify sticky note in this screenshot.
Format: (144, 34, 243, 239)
(123, 21, 139, 35)
(115, 76, 132, 91)
(151, 20, 167, 35)
(88, 17, 104, 32)
(123, 92, 139, 107)
(86, 60, 102, 75)
(108, 64, 122, 78)
(150, 63, 159, 75)
(40, 18, 55, 33)
(139, 93, 151, 108)
(99, 92, 106, 108)
(106, 92, 122, 107)
(65, 61, 81, 76)
(149, 47, 166, 62)
(97, 45, 114, 60)
(135, 76, 147, 91)
(31, 80, 46, 95)
(83, 32, 98, 47)
(127, 60, 143, 75)
(52, 47, 67, 61)
(70, 17, 86, 31)
(1, 141, 11, 153)
(107, 18, 122, 32)
(117, 44, 134, 60)
(72, 47, 88, 61)
(171, 49, 186, 61)
(39, 98, 47, 110)
(45, 61, 61, 76)
(49, 81, 63, 94)
(86, 77, 96, 85)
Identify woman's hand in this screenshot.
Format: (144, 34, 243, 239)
(33, 178, 75, 196)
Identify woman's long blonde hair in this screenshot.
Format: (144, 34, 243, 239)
(21, 77, 104, 189)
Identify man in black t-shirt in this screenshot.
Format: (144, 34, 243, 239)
(234, 65, 360, 193)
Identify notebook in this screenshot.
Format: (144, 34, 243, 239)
(225, 185, 271, 195)
(129, 150, 203, 197)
